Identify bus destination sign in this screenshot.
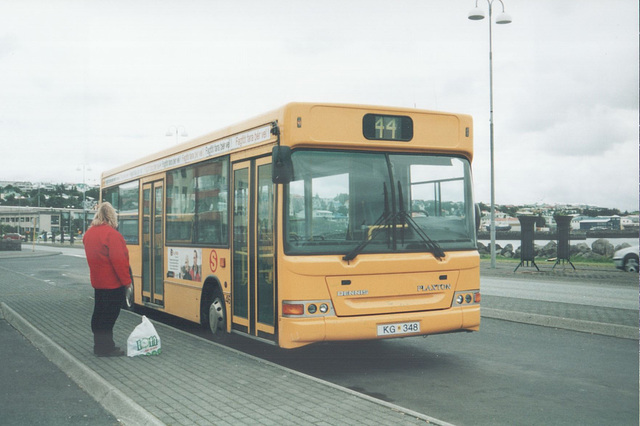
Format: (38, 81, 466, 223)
(363, 114, 413, 142)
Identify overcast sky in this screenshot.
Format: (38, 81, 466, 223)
(1, 0, 638, 211)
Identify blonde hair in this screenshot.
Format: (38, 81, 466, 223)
(91, 202, 118, 228)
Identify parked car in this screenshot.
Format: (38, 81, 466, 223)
(3, 233, 24, 241)
(37, 232, 53, 241)
(485, 224, 511, 232)
(613, 245, 639, 272)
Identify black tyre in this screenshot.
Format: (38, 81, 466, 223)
(624, 255, 639, 273)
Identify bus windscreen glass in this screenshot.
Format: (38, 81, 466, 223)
(284, 150, 476, 255)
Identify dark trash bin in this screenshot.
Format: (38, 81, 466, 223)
(515, 215, 539, 272)
(553, 215, 576, 270)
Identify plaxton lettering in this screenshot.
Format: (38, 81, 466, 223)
(417, 284, 451, 292)
(337, 290, 369, 297)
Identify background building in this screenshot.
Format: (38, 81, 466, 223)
(0, 206, 92, 241)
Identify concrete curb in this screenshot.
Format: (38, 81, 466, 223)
(482, 308, 639, 340)
(0, 302, 163, 426)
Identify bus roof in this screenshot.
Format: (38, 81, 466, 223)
(101, 102, 473, 187)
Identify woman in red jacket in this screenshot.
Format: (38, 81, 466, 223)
(83, 202, 131, 357)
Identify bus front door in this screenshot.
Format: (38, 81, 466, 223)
(232, 158, 275, 340)
(142, 180, 164, 307)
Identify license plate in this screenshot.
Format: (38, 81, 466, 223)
(377, 321, 420, 336)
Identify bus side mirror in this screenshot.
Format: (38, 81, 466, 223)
(272, 146, 293, 184)
(475, 204, 481, 231)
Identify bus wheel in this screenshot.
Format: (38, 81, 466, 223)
(208, 289, 228, 341)
(124, 283, 134, 311)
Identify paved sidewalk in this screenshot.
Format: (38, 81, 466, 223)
(481, 296, 638, 339)
(0, 255, 447, 426)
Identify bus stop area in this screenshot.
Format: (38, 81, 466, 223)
(1, 248, 637, 425)
(0, 249, 445, 426)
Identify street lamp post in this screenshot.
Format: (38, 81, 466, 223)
(468, 0, 512, 269)
(166, 126, 188, 144)
(77, 164, 91, 235)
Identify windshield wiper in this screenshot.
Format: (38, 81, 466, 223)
(343, 182, 445, 262)
(343, 183, 394, 262)
(396, 181, 445, 261)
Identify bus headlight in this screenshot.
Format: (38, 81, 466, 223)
(452, 291, 480, 306)
(282, 300, 333, 317)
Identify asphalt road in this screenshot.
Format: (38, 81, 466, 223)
(220, 317, 638, 426)
(2, 248, 638, 425)
(215, 265, 640, 425)
(481, 275, 639, 310)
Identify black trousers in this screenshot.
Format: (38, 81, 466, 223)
(91, 286, 126, 354)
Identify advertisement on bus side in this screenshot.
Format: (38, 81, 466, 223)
(168, 247, 202, 281)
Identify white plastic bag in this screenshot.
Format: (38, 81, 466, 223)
(127, 316, 161, 357)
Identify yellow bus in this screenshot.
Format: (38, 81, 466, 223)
(101, 103, 480, 349)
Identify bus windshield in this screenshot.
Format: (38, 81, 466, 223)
(284, 150, 477, 256)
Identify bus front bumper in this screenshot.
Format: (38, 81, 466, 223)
(278, 306, 480, 349)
